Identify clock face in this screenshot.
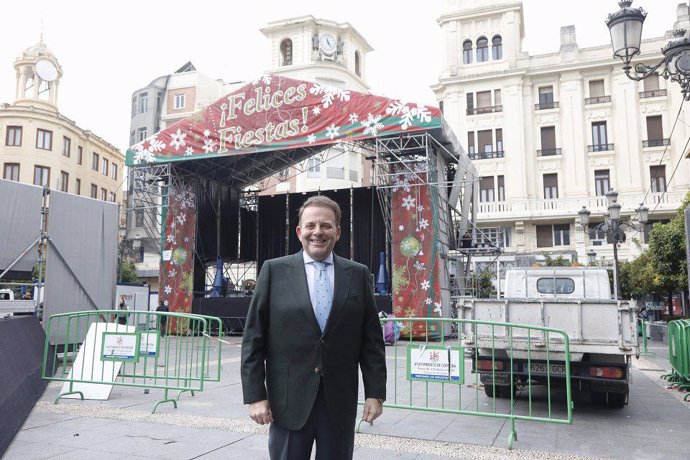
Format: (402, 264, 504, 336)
(319, 34, 336, 55)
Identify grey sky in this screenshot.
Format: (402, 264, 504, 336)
(0, 0, 677, 152)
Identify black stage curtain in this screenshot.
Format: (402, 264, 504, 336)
(240, 207, 257, 261)
(196, 180, 240, 263)
(257, 195, 288, 271)
(352, 187, 387, 273)
(287, 193, 309, 255)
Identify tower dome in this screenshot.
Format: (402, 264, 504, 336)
(13, 39, 63, 112)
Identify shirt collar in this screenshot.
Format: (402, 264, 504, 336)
(302, 251, 334, 266)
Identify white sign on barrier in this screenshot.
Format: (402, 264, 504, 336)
(139, 332, 159, 357)
(407, 344, 464, 384)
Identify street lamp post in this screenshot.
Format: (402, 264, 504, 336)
(606, 1, 690, 99)
(578, 189, 649, 299)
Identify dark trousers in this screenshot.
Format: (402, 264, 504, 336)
(268, 381, 354, 460)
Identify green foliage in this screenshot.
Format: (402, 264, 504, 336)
(545, 255, 571, 267)
(118, 260, 140, 284)
(470, 270, 496, 298)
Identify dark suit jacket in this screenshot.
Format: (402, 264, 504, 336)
(241, 251, 386, 431)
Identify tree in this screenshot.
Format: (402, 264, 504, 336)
(118, 260, 140, 284)
(545, 255, 571, 267)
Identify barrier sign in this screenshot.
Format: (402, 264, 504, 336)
(102, 332, 139, 362)
(407, 344, 463, 384)
(139, 332, 159, 357)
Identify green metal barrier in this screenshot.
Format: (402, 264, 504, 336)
(663, 319, 690, 400)
(639, 319, 656, 357)
(42, 310, 224, 413)
(357, 317, 573, 450)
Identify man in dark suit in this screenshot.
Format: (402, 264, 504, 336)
(241, 195, 387, 459)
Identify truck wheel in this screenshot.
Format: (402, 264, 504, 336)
(484, 384, 498, 398)
(591, 391, 607, 406)
(499, 384, 517, 399)
(607, 392, 626, 408)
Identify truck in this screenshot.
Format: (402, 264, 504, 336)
(0, 288, 37, 316)
(459, 267, 638, 408)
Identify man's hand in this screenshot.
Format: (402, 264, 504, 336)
(248, 400, 273, 425)
(362, 398, 383, 424)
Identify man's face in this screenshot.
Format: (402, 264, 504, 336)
(296, 205, 341, 261)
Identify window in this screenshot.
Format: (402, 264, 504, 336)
(466, 93, 474, 113)
(131, 96, 136, 117)
(543, 173, 558, 199)
(101, 188, 107, 201)
(174, 94, 185, 110)
(307, 157, 320, 178)
(77, 146, 83, 165)
(478, 130, 493, 156)
(327, 166, 344, 179)
(643, 74, 659, 92)
(467, 131, 475, 155)
(537, 278, 575, 294)
(138, 93, 148, 114)
(59, 171, 69, 192)
(75, 178, 81, 195)
(355, 51, 361, 76)
(3, 163, 19, 181)
(496, 128, 503, 153)
(589, 79, 605, 97)
(497, 175, 505, 201)
(33, 166, 50, 187)
(62, 136, 71, 157)
(137, 127, 147, 142)
(109, 192, 117, 202)
(539, 126, 557, 155)
(92, 152, 99, 171)
(536, 224, 570, 248)
(102, 158, 109, 176)
(476, 36, 488, 62)
(538, 86, 555, 109)
(645, 115, 664, 145)
(280, 39, 293, 66)
(494, 89, 501, 107)
(480, 176, 495, 202)
(439, 100, 444, 114)
(90, 184, 98, 199)
(477, 90, 491, 108)
(591, 121, 608, 151)
(463, 40, 473, 64)
(36, 129, 53, 150)
(112, 164, 118, 180)
(594, 169, 610, 196)
(492, 35, 502, 60)
(6, 126, 22, 146)
(650, 165, 666, 193)
(135, 209, 144, 227)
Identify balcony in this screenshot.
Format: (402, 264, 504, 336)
(469, 150, 505, 160)
(642, 139, 670, 148)
(639, 89, 667, 99)
(584, 95, 611, 105)
(467, 105, 503, 115)
(535, 101, 559, 110)
(537, 148, 561, 156)
(587, 143, 614, 152)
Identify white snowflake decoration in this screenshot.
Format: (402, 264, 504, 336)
(421, 280, 430, 291)
(402, 195, 416, 211)
(185, 147, 194, 156)
(307, 134, 316, 144)
(168, 268, 177, 278)
(309, 84, 351, 109)
(170, 129, 187, 151)
(425, 298, 432, 305)
(203, 129, 211, 138)
(398, 225, 405, 231)
(385, 101, 433, 130)
(312, 106, 321, 116)
(252, 74, 272, 85)
(203, 138, 217, 153)
(166, 233, 175, 243)
(164, 285, 172, 295)
(348, 113, 359, 124)
(361, 113, 384, 136)
(163, 300, 169, 306)
(418, 218, 429, 230)
(414, 261, 425, 271)
(176, 214, 187, 225)
(131, 134, 166, 165)
(325, 123, 340, 140)
(433, 302, 442, 315)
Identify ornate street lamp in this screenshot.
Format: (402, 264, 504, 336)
(578, 190, 649, 299)
(606, 1, 690, 99)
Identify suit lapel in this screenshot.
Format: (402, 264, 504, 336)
(285, 252, 321, 335)
(325, 254, 352, 335)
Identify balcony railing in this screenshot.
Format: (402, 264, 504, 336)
(467, 105, 503, 115)
(537, 148, 561, 156)
(584, 95, 611, 105)
(642, 138, 671, 148)
(639, 89, 667, 99)
(469, 150, 505, 160)
(535, 101, 559, 110)
(587, 143, 614, 152)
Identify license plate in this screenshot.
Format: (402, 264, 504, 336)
(529, 363, 567, 376)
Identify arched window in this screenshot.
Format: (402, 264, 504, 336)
(355, 51, 361, 76)
(462, 40, 473, 64)
(492, 35, 503, 60)
(476, 37, 488, 62)
(280, 39, 292, 66)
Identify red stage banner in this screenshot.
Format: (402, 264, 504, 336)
(126, 75, 442, 166)
(159, 181, 197, 332)
(390, 163, 443, 339)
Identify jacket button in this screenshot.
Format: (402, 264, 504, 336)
(314, 367, 320, 374)
(320, 339, 325, 345)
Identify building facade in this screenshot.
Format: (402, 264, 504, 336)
(433, 0, 690, 276)
(1, 41, 124, 204)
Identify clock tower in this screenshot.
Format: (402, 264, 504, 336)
(13, 39, 63, 112)
(260, 16, 372, 92)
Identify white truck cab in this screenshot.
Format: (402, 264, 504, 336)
(504, 267, 611, 300)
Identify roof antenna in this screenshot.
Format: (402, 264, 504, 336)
(40, 12, 45, 44)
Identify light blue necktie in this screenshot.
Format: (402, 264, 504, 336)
(312, 261, 332, 332)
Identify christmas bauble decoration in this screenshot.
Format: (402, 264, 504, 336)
(172, 247, 188, 265)
(400, 235, 421, 257)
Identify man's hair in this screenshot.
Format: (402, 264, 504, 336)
(298, 195, 341, 226)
